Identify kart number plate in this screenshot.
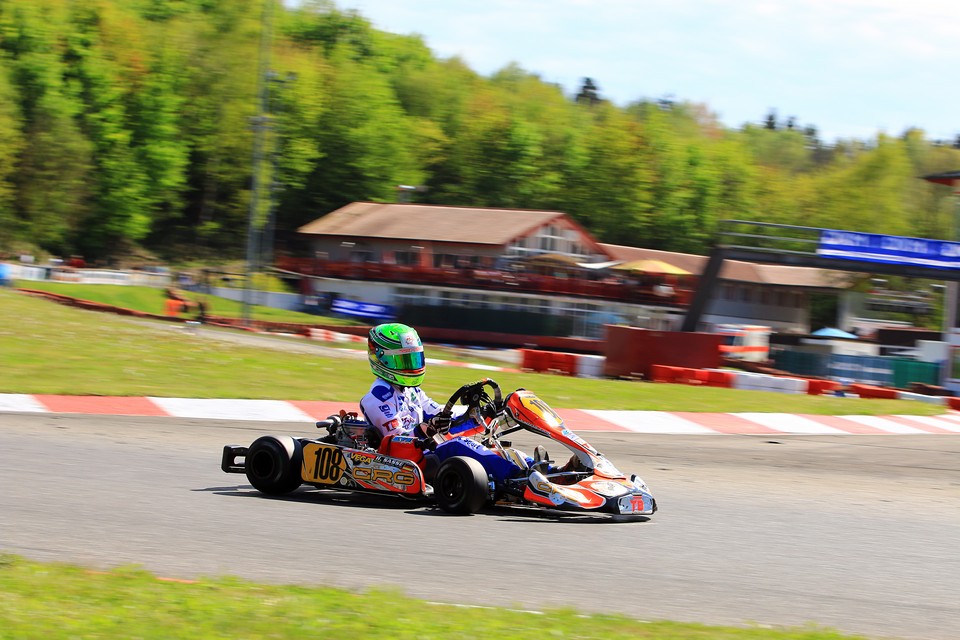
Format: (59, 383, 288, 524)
(302, 443, 347, 485)
(618, 494, 650, 514)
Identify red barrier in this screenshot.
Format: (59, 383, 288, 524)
(949, 397, 960, 411)
(520, 349, 549, 372)
(650, 364, 677, 383)
(706, 370, 735, 388)
(850, 383, 899, 400)
(550, 352, 578, 376)
(520, 349, 580, 375)
(807, 379, 841, 395)
(604, 327, 722, 379)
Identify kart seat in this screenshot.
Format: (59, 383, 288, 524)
(499, 447, 530, 471)
(378, 434, 424, 466)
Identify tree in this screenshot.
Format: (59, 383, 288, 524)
(764, 110, 777, 130)
(301, 43, 424, 215)
(0, 61, 24, 248)
(575, 77, 600, 106)
(0, 1, 94, 253)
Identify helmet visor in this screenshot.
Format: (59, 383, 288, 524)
(380, 346, 425, 372)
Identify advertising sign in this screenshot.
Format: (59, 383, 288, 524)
(331, 298, 396, 320)
(817, 230, 960, 270)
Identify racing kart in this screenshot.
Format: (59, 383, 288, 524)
(221, 378, 656, 518)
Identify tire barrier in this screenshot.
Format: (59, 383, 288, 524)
(852, 384, 948, 405)
(520, 349, 606, 378)
(648, 366, 951, 404)
(307, 328, 366, 343)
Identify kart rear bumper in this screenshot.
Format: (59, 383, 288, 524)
(221, 445, 247, 474)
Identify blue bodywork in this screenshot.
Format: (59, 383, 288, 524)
(433, 436, 522, 481)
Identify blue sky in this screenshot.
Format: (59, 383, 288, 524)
(319, 0, 959, 143)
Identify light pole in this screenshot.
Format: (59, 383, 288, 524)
(242, 0, 274, 327)
(260, 71, 296, 274)
(920, 171, 960, 337)
(921, 170, 960, 386)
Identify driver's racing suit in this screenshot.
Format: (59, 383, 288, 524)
(360, 379, 443, 439)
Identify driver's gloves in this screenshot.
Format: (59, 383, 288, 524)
(427, 414, 451, 432)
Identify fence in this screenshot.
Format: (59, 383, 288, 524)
(4, 262, 170, 288)
(773, 350, 940, 388)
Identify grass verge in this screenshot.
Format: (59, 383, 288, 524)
(0, 288, 944, 414)
(15, 280, 358, 326)
(0, 556, 872, 640)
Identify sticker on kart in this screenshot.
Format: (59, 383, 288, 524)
(301, 443, 347, 485)
(303, 445, 423, 494)
(618, 494, 653, 514)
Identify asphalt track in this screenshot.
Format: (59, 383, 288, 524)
(1, 413, 959, 639)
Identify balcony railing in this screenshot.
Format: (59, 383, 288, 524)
(276, 257, 693, 308)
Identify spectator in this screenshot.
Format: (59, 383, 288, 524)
(177, 271, 195, 290)
(164, 296, 183, 317)
(653, 283, 675, 298)
(195, 298, 209, 323)
(163, 287, 191, 317)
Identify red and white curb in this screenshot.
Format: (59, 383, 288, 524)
(3, 394, 960, 435)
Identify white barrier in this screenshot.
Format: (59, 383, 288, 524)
(896, 392, 947, 405)
(4, 263, 48, 280)
(7, 262, 171, 288)
(732, 372, 763, 390)
(779, 377, 809, 394)
(575, 354, 606, 378)
(68, 269, 131, 284)
(733, 371, 808, 394)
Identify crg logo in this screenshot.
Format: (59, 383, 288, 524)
(354, 467, 416, 486)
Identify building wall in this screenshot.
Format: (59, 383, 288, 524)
(304, 276, 804, 338)
(704, 282, 810, 331)
(305, 219, 609, 266)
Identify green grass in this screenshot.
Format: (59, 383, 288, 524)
(15, 280, 360, 326)
(0, 288, 944, 414)
(0, 556, 873, 640)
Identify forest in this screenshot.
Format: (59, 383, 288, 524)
(1, 0, 959, 263)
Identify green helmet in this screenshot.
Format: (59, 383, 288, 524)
(368, 323, 426, 387)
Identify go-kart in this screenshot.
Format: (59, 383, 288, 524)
(221, 378, 656, 518)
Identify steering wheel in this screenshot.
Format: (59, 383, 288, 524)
(434, 378, 503, 435)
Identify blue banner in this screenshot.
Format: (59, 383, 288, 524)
(331, 298, 396, 320)
(817, 230, 960, 270)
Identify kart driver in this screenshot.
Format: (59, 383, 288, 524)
(359, 322, 579, 476)
(360, 322, 446, 441)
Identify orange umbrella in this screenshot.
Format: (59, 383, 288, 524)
(611, 259, 691, 275)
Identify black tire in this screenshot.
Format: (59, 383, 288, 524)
(435, 456, 489, 515)
(245, 435, 303, 495)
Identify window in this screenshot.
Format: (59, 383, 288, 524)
(394, 251, 417, 266)
(349, 249, 373, 263)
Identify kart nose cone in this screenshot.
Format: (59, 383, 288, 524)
(617, 492, 655, 515)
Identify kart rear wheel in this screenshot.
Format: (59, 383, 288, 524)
(245, 435, 303, 495)
(435, 456, 488, 515)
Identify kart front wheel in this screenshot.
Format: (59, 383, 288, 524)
(435, 456, 488, 515)
(245, 435, 303, 495)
